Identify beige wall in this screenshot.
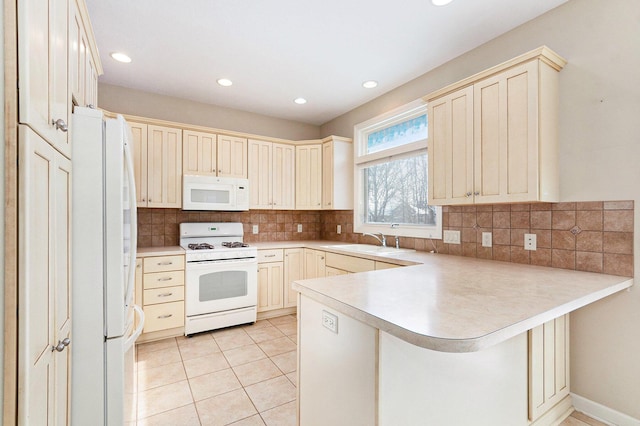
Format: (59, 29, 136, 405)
(322, 0, 640, 419)
(98, 83, 322, 141)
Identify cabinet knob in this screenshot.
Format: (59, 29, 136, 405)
(52, 338, 71, 352)
(474, 191, 480, 196)
(52, 118, 68, 132)
(465, 192, 472, 197)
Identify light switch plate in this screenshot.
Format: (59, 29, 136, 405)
(443, 230, 461, 244)
(337, 224, 341, 234)
(482, 232, 492, 247)
(297, 224, 303, 233)
(252, 225, 259, 234)
(322, 310, 338, 333)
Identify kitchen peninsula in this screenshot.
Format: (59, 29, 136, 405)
(292, 250, 633, 426)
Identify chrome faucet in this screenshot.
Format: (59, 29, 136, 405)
(362, 232, 386, 247)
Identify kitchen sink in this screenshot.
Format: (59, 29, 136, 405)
(322, 244, 415, 256)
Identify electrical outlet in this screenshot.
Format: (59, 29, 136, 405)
(252, 225, 259, 234)
(322, 310, 338, 333)
(482, 232, 492, 248)
(443, 230, 461, 244)
(524, 233, 537, 251)
(297, 224, 303, 233)
(337, 225, 341, 234)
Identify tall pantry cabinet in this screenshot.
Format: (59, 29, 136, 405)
(10, 0, 102, 423)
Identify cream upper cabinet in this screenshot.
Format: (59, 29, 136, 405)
(147, 125, 183, 208)
(425, 47, 565, 205)
(248, 139, 273, 209)
(249, 140, 295, 209)
(129, 122, 149, 206)
(217, 135, 248, 178)
(183, 130, 217, 176)
(283, 248, 304, 308)
(296, 144, 323, 209)
(18, 0, 71, 156)
(69, 0, 100, 108)
(322, 137, 353, 210)
(428, 86, 474, 205)
(272, 143, 295, 209)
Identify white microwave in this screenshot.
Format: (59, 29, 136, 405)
(182, 175, 250, 211)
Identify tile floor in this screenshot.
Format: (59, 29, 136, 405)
(134, 315, 298, 426)
(559, 411, 608, 426)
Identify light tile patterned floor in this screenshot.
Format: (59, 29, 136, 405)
(559, 411, 609, 426)
(135, 315, 298, 426)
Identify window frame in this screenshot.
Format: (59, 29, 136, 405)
(353, 99, 442, 240)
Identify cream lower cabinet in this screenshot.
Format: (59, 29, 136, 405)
(296, 144, 323, 209)
(304, 249, 326, 279)
(325, 266, 349, 276)
(18, 126, 72, 425)
(283, 248, 304, 308)
(426, 47, 565, 205)
(528, 314, 570, 423)
(257, 250, 285, 312)
(248, 140, 295, 209)
(130, 123, 183, 208)
(325, 252, 375, 273)
(140, 255, 185, 335)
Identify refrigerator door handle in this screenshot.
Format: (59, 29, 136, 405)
(124, 305, 145, 353)
(122, 116, 138, 309)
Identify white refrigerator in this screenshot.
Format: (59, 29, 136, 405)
(71, 107, 144, 425)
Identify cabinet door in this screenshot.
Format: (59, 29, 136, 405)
(528, 314, 570, 421)
(183, 130, 217, 176)
(128, 122, 148, 206)
(217, 135, 248, 178)
(474, 61, 538, 204)
(325, 266, 349, 276)
(69, 0, 86, 107)
(273, 143, 295, 209)
(295, 144, 322, 209)
(428, 86, 474, 205)
(322, 141, 334, 209)
(284, 248, 304, 308)
(248, 140, 273, 209)
(134, 259, 143, 330)
(257, 262, 284, 312)
(303, 249, 326, 279)
(18, 0, 70, 155)
(147, 125, 183, 208)
(18, 126, 72, 424)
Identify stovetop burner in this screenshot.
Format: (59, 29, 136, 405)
(187, 243, 215, 250)
(222, 242, 249, 248)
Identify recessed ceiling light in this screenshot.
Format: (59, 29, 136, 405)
(362, 80, 378, 89)
(217, 78, 233, 87)
(110, 52, 131, 63)
(294, 98, 307, 105)
(431, 0, 453, 5)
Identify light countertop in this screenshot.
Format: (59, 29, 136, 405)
(292, 250, 633, 353)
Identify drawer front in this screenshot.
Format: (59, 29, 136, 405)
(325, 252, 375, 273)
(143, 255, 185, 273)
(258, 249, 284, 263)
(143, 286, 185, 305)
(143, 301, 185, 333)
(143, 270, 185, 289)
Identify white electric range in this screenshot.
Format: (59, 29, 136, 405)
(180, 222, 258, 335)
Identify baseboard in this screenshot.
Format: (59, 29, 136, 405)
(571, 393, 640, 426)
(530, 394, 573, 426)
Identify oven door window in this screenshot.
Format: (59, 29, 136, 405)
(199, 270, 248, 301)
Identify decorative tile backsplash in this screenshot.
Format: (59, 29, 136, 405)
(138, 200, 633, 277)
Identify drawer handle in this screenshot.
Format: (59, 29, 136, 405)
(157, 277, 173, 282)
(157, 314, 173, 319)
(157, 292, 173, 297)
(264, 254, 276, 258)
(157, 261, 173, 266)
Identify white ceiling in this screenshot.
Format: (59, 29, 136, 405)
(85, 0, 568, 126)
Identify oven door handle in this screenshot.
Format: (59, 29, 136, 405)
(186, 258, 258, 268)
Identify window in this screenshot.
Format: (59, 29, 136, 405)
(354, 100, 442, 239)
